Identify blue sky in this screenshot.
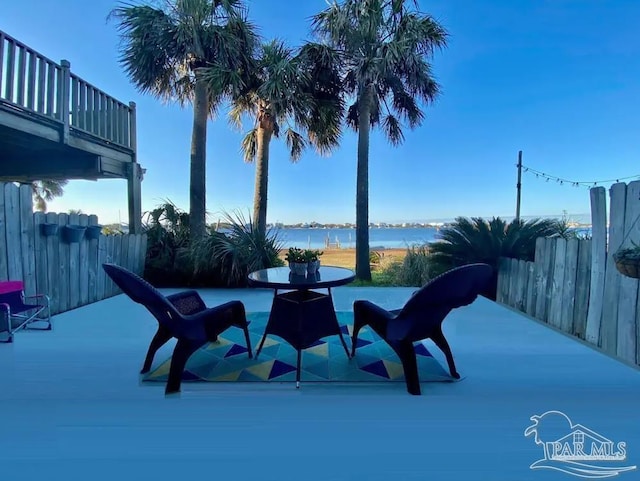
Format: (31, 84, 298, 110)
(3, 0, 640, 224)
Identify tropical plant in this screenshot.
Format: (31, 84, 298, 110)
(284, 247, 306, 264)
(204, 39, 343, 236)
(30, 179, 68, 212)
(110, 0, 257, 242)
(369, 250, 382, 266)
(191, 211, 284, 286)
(312, 0, 448, 280)
(612, 241, 640, 279)
(552, 211, 579, 239)
(396, 244, 431, 286)
(427, 217, 561, 299)
(613, 242, 640, 262)
(303, 249, 323, 262)
(142, 200, 192, 286)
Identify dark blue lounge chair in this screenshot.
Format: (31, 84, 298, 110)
(102, 263, 252, 394)
(352, 263, 493, 395)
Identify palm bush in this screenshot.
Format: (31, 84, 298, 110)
(142, 200, 192, 286)
(427, 217, 560, 299)
(396, 244, 431, 286)
(191, 211, 284, 287)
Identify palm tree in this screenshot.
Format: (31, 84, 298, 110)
(31, 179, 68, 212)
(427, 217, 561, 299)
(312, 0, 448, 280)
(204, 40, 343, 235)
(110, 0, 257, 242)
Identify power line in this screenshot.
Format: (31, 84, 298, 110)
(520, 164, 640, 188)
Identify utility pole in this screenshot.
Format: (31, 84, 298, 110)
(515, 150, 523, 222)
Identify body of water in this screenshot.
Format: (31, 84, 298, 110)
(275, 227, 440, 249)
(273, 226, 593, 250)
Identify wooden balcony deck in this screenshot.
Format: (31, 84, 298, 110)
(0, 29, 137, 181)
(0, 29, 142, 232)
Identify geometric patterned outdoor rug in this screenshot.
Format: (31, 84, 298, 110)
(143, 311, 457, 384)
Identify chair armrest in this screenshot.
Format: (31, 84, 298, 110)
(354, 300, 397, 321)
(23, 293, 50, 305)
(178, 300, 245, 341)
(181, 300, 242, 323)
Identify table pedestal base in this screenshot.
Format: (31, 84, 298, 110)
(255, 290, 351, 387)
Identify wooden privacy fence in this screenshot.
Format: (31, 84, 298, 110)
(498, 182, 640, 366)
(497, 237, 592, 339)
(0, 182, 147, 315)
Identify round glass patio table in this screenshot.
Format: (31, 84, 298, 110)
(248, 266, 355, 290)
(247, 266, 355, 388)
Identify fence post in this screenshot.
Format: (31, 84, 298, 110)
(617, 181, 640, 363)
(585, 187, 607, 345)
(601, 183, 627, 354)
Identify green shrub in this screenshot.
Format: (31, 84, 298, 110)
(191, 211, 284, 287)
(142, 200, 192, 286)
(371, 245, 431, 287)
(396, 244, 431, 286)
(427, 216, 560, 299)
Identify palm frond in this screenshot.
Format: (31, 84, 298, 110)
(381, 114, 403, 145)
(311, 0, 448, 144)
(241, 128, 258, 163)
(284, 128, 307, 162)
(110, 0, 257, 112)
(30, 179, 68, 212)
(110, 4, 190, 103)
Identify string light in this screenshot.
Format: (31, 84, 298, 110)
(519, 164, 640, 189)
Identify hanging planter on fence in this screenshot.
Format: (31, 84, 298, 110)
(612, 202, 640, 279)
(62, 225, 87, 243)
(40, 223, 59, 237)
(613, 246, 640, 279)
(85, 225, 103, 240)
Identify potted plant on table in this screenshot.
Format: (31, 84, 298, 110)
(304, 249, 323, 274)
(613, 242, 640, 279)
(285, 247, 308, 275)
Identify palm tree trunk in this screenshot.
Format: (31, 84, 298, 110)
(253, 127, 272, 236)
(356, 89, 372, 281)
(189, 72, 209, 243)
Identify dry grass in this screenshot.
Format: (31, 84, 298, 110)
(278, 247, 407, 270)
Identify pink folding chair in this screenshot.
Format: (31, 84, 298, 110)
(0, 281, 51, 343)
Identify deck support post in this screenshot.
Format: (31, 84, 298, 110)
(127, 163, 143, 234)
(59, 59, 71, 144)
(126, 101, 141, 234)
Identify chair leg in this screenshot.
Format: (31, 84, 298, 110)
(337, 331, 351, 359)
(295, 348, 302, 389)
(393, 340, 421, 395)
(141, 326, 173, 374)
(243, 323, 253, 359)
(351, 317, 366, 357)
(255, 332, 268, 359)
(165, 339, 203, 395)
(430, 329, 460, 379)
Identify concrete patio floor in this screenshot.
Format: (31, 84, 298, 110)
(1, 286, 639, 481)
